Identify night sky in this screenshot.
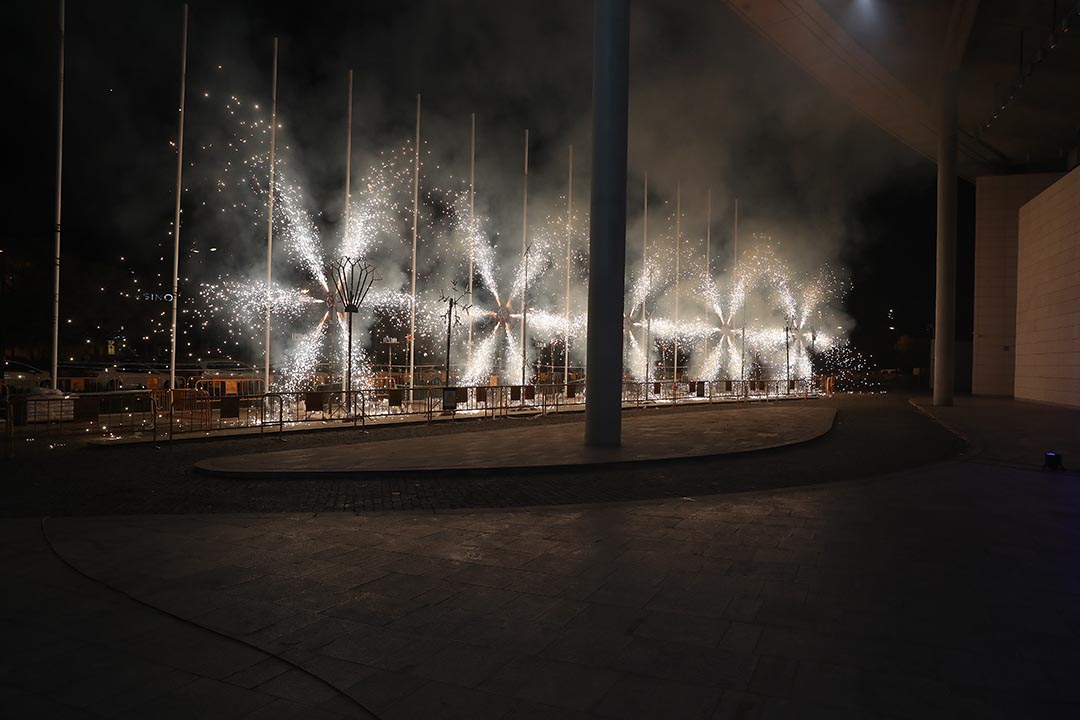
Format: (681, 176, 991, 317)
(3, 0, 973, 371)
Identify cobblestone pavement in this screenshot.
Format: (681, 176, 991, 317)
(37, 457, 1080, 719)
(3, 395, 960, 516)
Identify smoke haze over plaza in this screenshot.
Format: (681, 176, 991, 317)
(4, 0, 965, 376)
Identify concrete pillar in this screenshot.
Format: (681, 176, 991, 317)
(933, 71, 958, 406)
(584, 0, 630, 447)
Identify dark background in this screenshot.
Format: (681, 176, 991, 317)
(1, 0, 973, 373)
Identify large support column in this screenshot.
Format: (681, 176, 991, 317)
(933, 70, 958, 406)
(584, 0, 630, 447)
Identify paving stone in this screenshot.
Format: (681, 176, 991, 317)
(6, 396, 1080, 717)
(586, 576, 662, 608)
(402, 640, 516, 687)
(224, 657, 292, 689)
(594, 674, 722, 719)
(321, 627, 415, 667)
(243, 696, 354, 720)
(342, 668, 430, 711)
(117, 677, 275, 719)
(0, 686, 103, 720)
(617, 637, 758, 690)
(633, 610, 730, 647)
(377, 680, 517, 720)
(246, 666, 339, 705)
(479, 655, 622, 711)
(501, 700, 595, 719)
(540, 627, 636, 668)
(789, 661, 864, 711)
(88, 665, 200, 716)
(709, 689, 769, 720)
(258, 614, 363, 656)
(748, 655, 799, 699)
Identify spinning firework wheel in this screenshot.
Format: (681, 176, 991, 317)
(327, 257, 375, 414)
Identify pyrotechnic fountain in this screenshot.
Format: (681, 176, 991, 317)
(187, 86, 863, 398)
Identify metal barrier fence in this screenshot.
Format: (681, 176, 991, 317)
(0, 377, 829, 450)
(6, 390, 160, 440)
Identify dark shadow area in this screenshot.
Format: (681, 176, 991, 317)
(2, 394, 962, 516)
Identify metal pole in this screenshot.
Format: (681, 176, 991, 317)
(645, 312, 651, 390)
(703, 188, 710, 364)
(445, 298, 453, 385)
(564, 144, 572, 385)
(51, 0, 65, 390)
(264, 37, 278, 392)
(520, 128, 529, 374)
(341, 69, 353, 394)
(344, 70, 353, 233)
(169, 3, 188, 396)
(674, 182, 681, 383)
(933, 71, 958, 406)
(346, 311, 353, 414)
(468, 112, 475, 368)
(584, 0, 630, 447)
(785, 320, 791, 391)
(409, 94, 421, 403)
(522, 247, 529, 386)
(737, 197, 745, 383)
(641, 172, 648, 378)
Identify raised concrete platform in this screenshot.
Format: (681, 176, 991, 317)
(195, 404, 836, 478)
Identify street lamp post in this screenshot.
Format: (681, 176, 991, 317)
(785, 317, 791, 393)
(644, 313, 652, 391)
(534, 340, 546, 382)
(521, 243, 532, 386)
(329, 257, 375, 415)
(439, 286, 470, 386)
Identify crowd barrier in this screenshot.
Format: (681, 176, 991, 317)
(0, 377, 830, 451)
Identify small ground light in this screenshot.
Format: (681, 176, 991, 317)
(1044, 452, 1063, 470)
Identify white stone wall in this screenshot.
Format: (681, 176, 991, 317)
(973, 173, 1061, 397)
(1015, 167, 1080, 408)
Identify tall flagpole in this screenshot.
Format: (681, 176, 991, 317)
(641, 172, 648, 377)
(467, 113, 475, 369)
(564, 145, 573, 385)
(264, 37, 278, 392)
(737, 197, 745, 382)
(520, 128, 529, 379)
(340, 69, 353, 393)
(408, 94, 421, 401)
(703, 188, 710, 365)
(674, 183, 681, 382)
(50, 0, 65, 390)
(169, 3, 189, 394)
(344, 70, 353, 233)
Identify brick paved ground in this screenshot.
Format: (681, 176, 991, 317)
(3, 395, 959, 516)
(2, 394, 1078, 718)
(0, 518, 371, 719)
(32, 457, 1080, 719)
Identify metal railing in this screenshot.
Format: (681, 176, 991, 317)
(0, 377, 830, 452)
